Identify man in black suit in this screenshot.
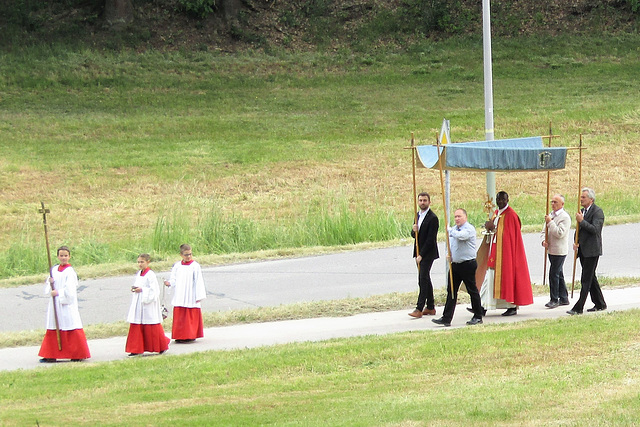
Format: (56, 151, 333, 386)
(567, 187, 607, 315)
(409, 192, 439, 318)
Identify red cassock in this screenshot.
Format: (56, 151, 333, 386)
(125, 324, 170, 354)
(486, 206, 533, 306)
(39, 263, 91, 360)
(171, 307, 204, 340)
(39, 329, 91, 360)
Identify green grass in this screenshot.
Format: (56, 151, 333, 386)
(2, 309, 640, 425)
(1, 35, 640, 280)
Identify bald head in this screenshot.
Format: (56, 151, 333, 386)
(551, 194, 565, 211)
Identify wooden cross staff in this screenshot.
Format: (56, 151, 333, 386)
(39, 202, 62, 351)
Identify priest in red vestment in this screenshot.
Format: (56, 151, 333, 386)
(475, 191, 533, 316)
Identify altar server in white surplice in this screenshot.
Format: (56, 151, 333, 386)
(125, 253, 170, 356)
(164, 244, 207, 343)
(38, 246, 91, 363)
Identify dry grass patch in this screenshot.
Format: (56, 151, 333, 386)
(4, 131, 639, 259)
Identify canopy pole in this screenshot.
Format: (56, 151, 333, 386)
(571, 134, 584, 298)
(482, 0, 496, 209)
(410, 133, 420, 272)
(436, 136, 455, 295)
(542, 122, 552, 287)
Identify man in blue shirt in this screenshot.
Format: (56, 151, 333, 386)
(432, 208, 484, 327)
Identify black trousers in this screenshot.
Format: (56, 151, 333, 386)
(416, 258, 435, 311)
(548, 254, 569, 303)
(572, 255, 606, 312)
(442, 259, 483, 322)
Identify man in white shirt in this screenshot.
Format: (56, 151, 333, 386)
(541, 194, 571, 308)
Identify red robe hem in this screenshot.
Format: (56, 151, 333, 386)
(171, 307, 204, 340)
(125, 323, 170, 354)
(38, 329, 91, 360)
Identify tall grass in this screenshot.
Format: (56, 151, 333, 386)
(154, 200, 407, 255)
(0, 199, 408, 279)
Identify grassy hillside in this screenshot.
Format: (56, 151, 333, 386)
(1, 0, 638, 52)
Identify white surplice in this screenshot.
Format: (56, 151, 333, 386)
(44, 265, 83, 330)
(127, 269, 164, 324)
(166, 261, 207, 308)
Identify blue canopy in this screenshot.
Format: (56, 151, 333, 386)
(416, 136, 567, 171)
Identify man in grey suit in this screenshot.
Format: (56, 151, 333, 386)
(541, 194, 571, 308)
(567, 187, 607, 315)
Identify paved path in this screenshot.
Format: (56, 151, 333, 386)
(2, 286, 639, 372)
(2, 223, 638, 332)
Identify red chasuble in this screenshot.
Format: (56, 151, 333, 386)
(488, 206, 533, 306)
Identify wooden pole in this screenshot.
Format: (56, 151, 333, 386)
(542, 122, 552, 287)
(39, 202, 62, 351)
(570, 134, 584, 298)
(410, 133, 420, 272)
(435, 136, 455, 295)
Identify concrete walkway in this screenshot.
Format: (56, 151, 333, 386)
(2, 285, 640, 372)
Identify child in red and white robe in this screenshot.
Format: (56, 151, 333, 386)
(38, 246, 91, 363)
(164, 244, 207, 343)
(125, 254, 170, 356)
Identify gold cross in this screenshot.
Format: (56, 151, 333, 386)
(38, 201, 50, 224)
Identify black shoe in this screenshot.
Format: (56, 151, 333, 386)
(70, 359, 83, 362)
(545, 301, 559, 309)
(501, 307, 517, 316)
(566, 309, 582, 315)
(559, 300, 570, 306)
(175, 339, 196, 343)
(586, 306, 607, 312)
(128, 353, 141, 357)
(39, 358, 56, 363)
(467, 307, 487, 316)
(431, 317, 451, 327)
(466, 317, 483, 326)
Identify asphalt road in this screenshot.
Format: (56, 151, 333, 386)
(2, 223, 639, 333)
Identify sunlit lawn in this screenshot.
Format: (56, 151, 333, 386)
(2, 310, 639, 425)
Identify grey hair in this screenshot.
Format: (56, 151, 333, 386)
(581, 187, 596, 201)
